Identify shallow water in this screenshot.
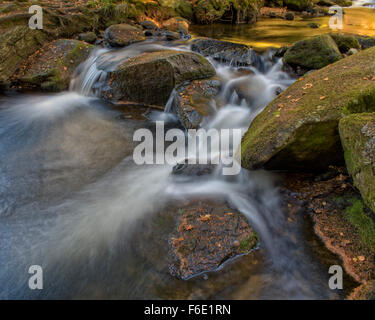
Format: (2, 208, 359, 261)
(0, 27, 362, 299)
(191, 8, 375, 50)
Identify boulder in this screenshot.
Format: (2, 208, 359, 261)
(0, 26, 48, 89)
(285, 12, 295, 20)
(16, 40, 93, 92)
(140, 20, 159, 30)
(191, 38, 261, 67)
(339, 113, 375, 213)
(162, 17, 189, 35)
(101, 50, 216, 107)
(78, 32, 97, 44)
(283, 35, 341, 75)
(356, 36, 375, 50)
(169, 78, 222, 128)
(104, 23, 146, 47)
(330, 33, 360, 54)
(241, 46, 375, 172)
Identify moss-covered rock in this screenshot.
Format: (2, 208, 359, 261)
(339, 113, 375, 214)
(16, 39, 93, 92)
(104, 23, 146, 47)
(170, 77, 222, 129)
(162, 16, 189, 34)
(101, 50, 216, 106)
(330, 33, 360, 54)
(194, 0, 264, 24)
(0, 26, 49, 89)
(283, 35, 342, 75)
(356, 36, 375, 50)
(241, 46, 375, 172)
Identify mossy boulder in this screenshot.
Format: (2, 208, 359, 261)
(330, 33, 360, 54)
(194, 0, 264, 24)
(101, 50, 216, 107)
(170, 77, 222, 129)
(16, 39, 93, 92)
(0, 26, 48, 89)
(356, 36, 375, 50)
(283, 35, 342, 75)
(104, 23, 146, 47)
(339, 113, 375, 213)
(162, 16, 189, 34)
(241, 46, 375, 172)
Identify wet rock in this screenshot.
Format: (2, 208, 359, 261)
(241, 46, 375, 172)
(348, 48, 359, 56)
(170, 78, 221, 129)
(172, 162, 217, 176)
(104, 23, 146, 47)
(164, 30, 181, 41)
(283, 35, 341, 75)
(308, 22, 320, 28)
(191, 38, 261, 67)
(168, 200, 258, 279)
(274, 46, 289, 58)
(0, 26, 48, 89)
(356, 36, 375, 50)
(78, 32, 97, 44)
(339, 113, 375, 213)
(15, 39, 93, 92)
(285, 12, 295, 20)
(101, 50, 216, 107)
(162, 17, 189, 35)
(140, 20, 159, 30)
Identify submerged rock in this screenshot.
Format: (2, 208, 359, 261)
(283, 35, 341, 75)
(169, 200, 258, 279)
(339, 113, 375, 213)
(191, 38, 260, 67)
(101, 50, 216, 107)
(241, 46, 375, 172)
(15, 39, 93, 92)
(170, 78, 222, 129)
(104, 23, 146, 47)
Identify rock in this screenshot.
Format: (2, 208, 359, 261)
(330, 33, 360, 54)
(101, 50, 216, 107)
(16, 39, 93, 92)
(348, 48, 359, 56)
(285, 12, 295, 20)
(339, 113, 375, 213)
(274, 46, 289, 58)
(168, 199, 258, 279)
(194, 0, 263, 24)
(0, 26, 48, 89)
(164, 30, 181, 41)
(78, 32, 97, 44)
(162, 17, 189, 35)
(191, 38, 261, 67)
(356, 36, 375, 50)
(104, 23, 146, 47)
(308, 22, 320, 28)
(241, 46, 375, 172)
(169, 78, 221, 129)
(140, 20, 159, 30)
(283, 0, 312, 11)
(348, 280, 375, 300)
(283, 35, 341, 75)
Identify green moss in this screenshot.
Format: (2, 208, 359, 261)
(344, 198, 375, 250)
(330, 33, 360, 53)
(239, 233, 258, 253)
(344, 88, 375, 114)
(283, 35, 341, 71)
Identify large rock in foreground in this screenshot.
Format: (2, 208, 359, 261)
(241, 46, 375, 172)
(339, 113, 375, 213)
(102, 50, 216, 106)
(283, 35, 341, 75)
(15, 39, 93, 91)
(104, 23, 146, 47)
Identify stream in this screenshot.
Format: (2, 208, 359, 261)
(0, 9, 373, 299)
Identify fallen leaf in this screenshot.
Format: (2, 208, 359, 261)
(320, 96, 326, 100)
(184, 224, 194, 231)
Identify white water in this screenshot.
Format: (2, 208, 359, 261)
(0, 41, 339, 299)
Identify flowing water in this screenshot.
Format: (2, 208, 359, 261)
(0, 31, 364, 299)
